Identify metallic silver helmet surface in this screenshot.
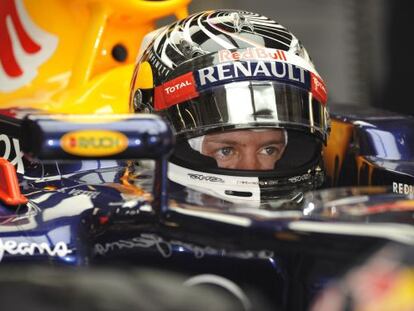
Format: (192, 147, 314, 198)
(131, 10, 329, 204)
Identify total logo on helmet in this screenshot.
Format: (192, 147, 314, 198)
(164, 80, 192, 95)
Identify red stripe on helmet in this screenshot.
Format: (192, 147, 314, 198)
(277, 50, 287, 61)
(154, 72, 199, 111)
(310, 72, 328, 105)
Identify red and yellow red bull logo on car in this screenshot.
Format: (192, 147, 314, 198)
(0, 0, 58, 92)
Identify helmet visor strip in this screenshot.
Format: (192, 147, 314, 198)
(153, 47, 327, 107)
(157, 80, 329, 142)
(152, 49, 328, 141)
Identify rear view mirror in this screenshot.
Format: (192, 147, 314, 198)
(20, 114, 175, 214)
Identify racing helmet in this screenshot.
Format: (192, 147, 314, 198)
(130, 10, 329, 203)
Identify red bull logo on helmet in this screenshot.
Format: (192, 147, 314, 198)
(0, 0, 58, 92)
(218, 47, 287, 63)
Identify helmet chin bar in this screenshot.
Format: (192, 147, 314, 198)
(168, 162, 261, 203)
(168, 161, 325, 208)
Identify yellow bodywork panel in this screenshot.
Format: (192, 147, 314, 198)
(48, 64, 135, 114)
(355, 156, 375, 185)
(0, 0, 190, 113)
(323, 119, 354, 186)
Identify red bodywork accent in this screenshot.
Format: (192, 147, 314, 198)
(0, 0, 41, 77)
(0, 157, 27, 206)
(0, 108, 17, 118)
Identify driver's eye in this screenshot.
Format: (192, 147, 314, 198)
(218, 147, 233, 156)
(263, 146, 277, 155)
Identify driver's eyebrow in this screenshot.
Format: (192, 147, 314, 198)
(204, 137, 286, 147)
(258, 139, 286, 147)
(203, 139, 239, 146)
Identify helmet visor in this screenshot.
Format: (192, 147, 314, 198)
(157, 80, 329, 141)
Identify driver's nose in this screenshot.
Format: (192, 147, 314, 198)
(237, 151, 261, 170)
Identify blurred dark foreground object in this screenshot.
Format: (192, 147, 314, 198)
(0, 266, 255, 311)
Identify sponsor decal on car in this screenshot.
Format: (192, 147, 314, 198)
(393, 182, 414, 195)
(94, 233, 273, 260)
(0, 238, 72, 262)
(60, 130, 128, 157)
(0, 133, 24, 173)
(0, 0, 58, 92)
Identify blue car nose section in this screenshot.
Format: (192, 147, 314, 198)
(20, 114, 175, 160)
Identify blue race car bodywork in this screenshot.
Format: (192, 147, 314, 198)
(0, 106, 413, 310)
(325, 104, 414, 191)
